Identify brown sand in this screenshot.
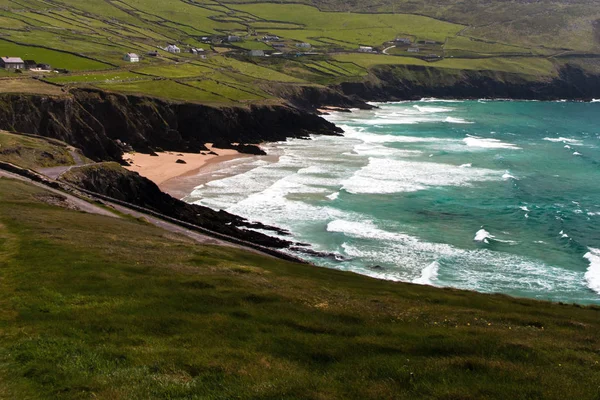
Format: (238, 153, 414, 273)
(123, 144, 247, 190)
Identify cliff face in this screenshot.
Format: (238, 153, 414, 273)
(336, 64, 600, 102)
(0, 89, 343, 162)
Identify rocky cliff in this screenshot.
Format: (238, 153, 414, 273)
(0, 89, 343, 163)
(336, 64, 600, 102)
(60, 162, 294, 248)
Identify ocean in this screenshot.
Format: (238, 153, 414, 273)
(184, 100, 600, 304)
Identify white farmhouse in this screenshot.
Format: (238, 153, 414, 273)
(166, 44, 181, 53)
(123, 53, 139, 62)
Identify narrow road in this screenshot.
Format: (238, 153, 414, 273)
(37, 149, 94, 180)
(0, 168, 272, 254)
(0, 169, 117, 218)
(382, 45, 396, 55)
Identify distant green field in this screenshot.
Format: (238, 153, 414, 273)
(45, 71, 144, 84)
(0, 0, 595, 104)
(209, 57, 306, 82)
(134, 63, 214, 78)
(0, 39, 110, 71)
(333, 53, 557, 77)
(232, 3, 464, 46)
(187, 79, 268, 101)
(96, 79, 231, 103)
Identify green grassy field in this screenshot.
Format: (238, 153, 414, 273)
(0, 175, 600, 399)
(44, 71, 144, 84)
(0, 0, 595, 103)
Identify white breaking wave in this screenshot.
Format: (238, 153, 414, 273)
(591, 99, 600, 103)
(543, 137, 583, 145)
(584, 248, 600, 294)
(573, 152, 582, 156)
(328, 219, 583, 297)
(444, 116, 474, 124)
(326, 192, 339, 200)
(413, 105, 454, 113)
(341, 126, 453, 144)
(463, 135, 521, 150)
(502, 171, 518, 180)
(459, 163, 472, 168)
(520, 206, 530, 212)
(412, 261, 440, 285)
(474, 228, 494, 244)
(419, 98, 464, 103)
(341, 158, 501, 194)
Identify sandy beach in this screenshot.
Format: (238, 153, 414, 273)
(124, 144, 251, 198)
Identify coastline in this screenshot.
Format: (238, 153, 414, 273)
(124, 144, 251, 199)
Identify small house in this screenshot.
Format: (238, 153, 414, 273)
(227, 35, 242, 42)
(296, 42, 311, 49)
(358, 46, 373, 53)
(124, 53, 139, 62)
(190, 48, 205, 55)
(0, 57, 25, 70)
(272, 43, 285, 48)
(407, 47, 420, 53)
(37, 63, 51, 70)
(248, 49, 265, 57)
(166, 44, 180, 53)
(395, 37, 411, 44)
(425, 40, 437, 45)
(262, 35, 280, 41)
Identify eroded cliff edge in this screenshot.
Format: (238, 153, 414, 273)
(0, 88, 343, 162)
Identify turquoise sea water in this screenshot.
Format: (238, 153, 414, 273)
(185, 100, 600, 304)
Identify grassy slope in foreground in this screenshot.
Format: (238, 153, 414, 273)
(0, 177, 599, 399)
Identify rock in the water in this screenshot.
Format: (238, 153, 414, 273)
(175, 159, 187, 164)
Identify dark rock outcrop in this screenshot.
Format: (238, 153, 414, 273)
(60, 163, 293, 248)
(0, 88, 343, 163)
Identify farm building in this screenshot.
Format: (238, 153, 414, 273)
(296, 42, 311, 49)
(248, 49, 265, 57)
(358, 46, 374, 52)
(407, 47, 420, 53)
(395, 37, 411, 44)
(37, 63, 51, 70)
(124, 53, 139, 62)
(262, 35, 280, 41)
(190, 48, 205, 55)
(166, 45, 181, 53)
(227, 35, 242, 42)
(272, 43, 285, 48)
(147, 51, 159, 57)
(0, 57, 25, 70)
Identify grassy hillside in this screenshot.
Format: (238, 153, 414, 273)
(0, 176, 600, 399)
(0, 0, 596, 103)
(0, 130, 80, 169)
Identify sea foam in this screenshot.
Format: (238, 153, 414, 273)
(543, 137, 583, 145)
(584, 248, 600, 294)
(412, 261, 440, 285)
(474, 228, 494, 244)
(341, 158, 500, 194)
(463, 135, 521, 149)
